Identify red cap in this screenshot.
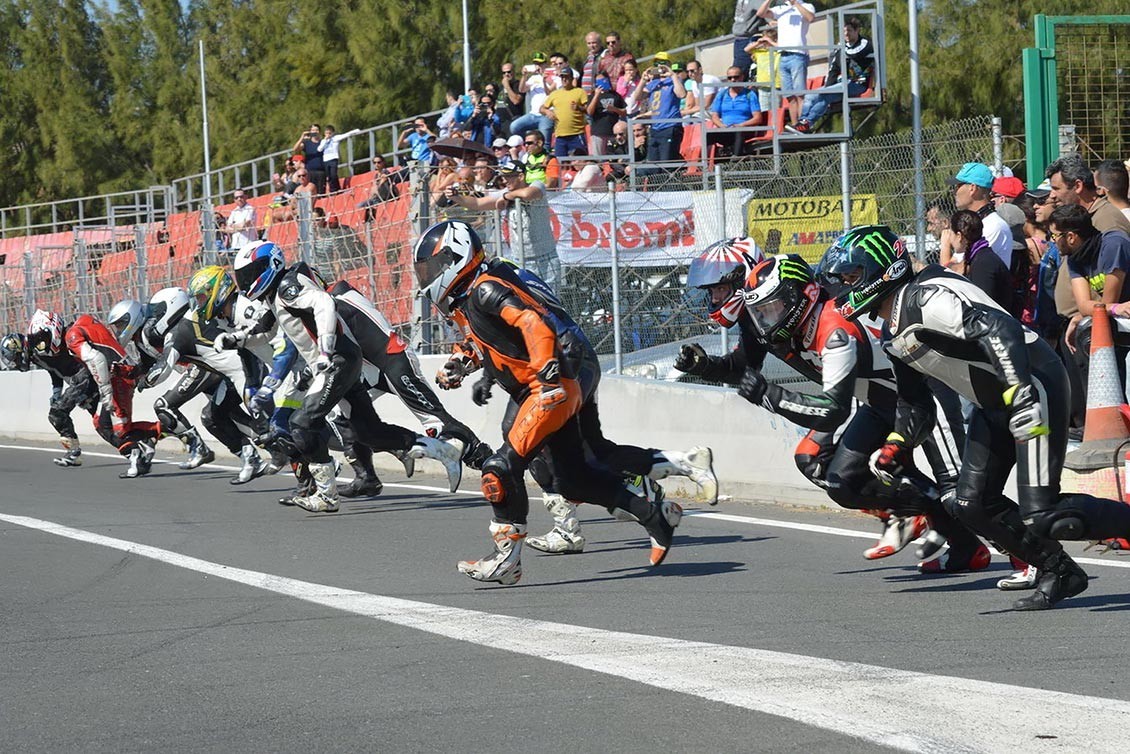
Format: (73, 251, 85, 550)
(992, 176, 1026, 199)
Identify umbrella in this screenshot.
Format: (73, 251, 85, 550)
(430, 137, 496, 163)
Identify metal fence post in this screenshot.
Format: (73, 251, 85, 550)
(134, 226, 148, 299)
(991, 116, 1004, 176)
(608, 183, 623, 373)
(493, 208, 504, 260)
(74, 239, 90, 316)
(841, 141, 852, 231)
(201, 207, 218, 266)
(296, 193, 314, 265)
(513, 198, 526, 269)
(23, 252, 35, 321)
(714, 166, 729, 355)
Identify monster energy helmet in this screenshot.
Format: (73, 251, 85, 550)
(815, 225, 911, 321)
(742, 254, 820, 344)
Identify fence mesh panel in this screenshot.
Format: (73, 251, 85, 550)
(1054, 21, 1130, 162)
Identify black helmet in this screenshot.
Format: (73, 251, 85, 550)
(742, 254, 820, 343)
(815, 225, 911, 320)
(0, 332, 29, 371)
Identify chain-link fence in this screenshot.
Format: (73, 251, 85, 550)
(1053, 20, 1130, 163)
(1, 116, 997, 372)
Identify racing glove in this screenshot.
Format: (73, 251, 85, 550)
(869, 433, 910, 486)
(462, 440, 494, 470)
(737, 368, 768, 405)
(674, 343, 709, 375)
(471, 374, 494, 406)
(437, 354, 473, 390)
(213, 331, 246, 352)
(536, 359, 567, 408)
(1003, 383, 1049, 443)
(250, 375, 281, 418)
(312, 335, 337, 375)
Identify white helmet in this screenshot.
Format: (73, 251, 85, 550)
(148, 287, 192, 338)
(27, 309, 65, 355)
(412, 220, 485, 316)
(107, 299, 146, 345)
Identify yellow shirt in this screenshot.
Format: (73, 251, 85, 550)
(542, 87, 589, 137)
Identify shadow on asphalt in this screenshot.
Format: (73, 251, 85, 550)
(488, 559, 750, 589)
(583, 533, 774, 556)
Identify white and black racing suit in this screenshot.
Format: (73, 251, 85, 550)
(736, 301, 977, 553)
(883, 265, 1130, 568)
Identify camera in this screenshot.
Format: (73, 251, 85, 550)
(522, 64, 538, 75)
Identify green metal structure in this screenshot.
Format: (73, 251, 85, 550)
(1024, 14, 1130, 181)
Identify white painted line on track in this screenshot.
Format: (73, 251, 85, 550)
(5, 442, 1130, 570)
(1, 510, 1127, 754)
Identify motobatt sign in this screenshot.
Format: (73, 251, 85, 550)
(547, 191, 696, 267)
(745, 195, 878, 262)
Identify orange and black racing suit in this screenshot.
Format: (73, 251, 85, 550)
(451, 259, 652, 524)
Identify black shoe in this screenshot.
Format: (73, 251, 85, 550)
(1013, 552, 1089, 610)
(641, 499, 683, 566)
(338, 475, 383, 499)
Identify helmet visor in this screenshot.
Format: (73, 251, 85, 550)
(815, 246, 867, 298)
(413, 252, 453, 292)
(747, 297, 790, 338)
(687, 255, 742, 290)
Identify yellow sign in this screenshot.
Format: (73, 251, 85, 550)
(745, 195, 879, 263)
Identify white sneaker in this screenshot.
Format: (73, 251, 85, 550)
(997, 565, 1039, 591)
(863, 515, 928, 560)
(409, 436, 463, 493)
(458, 522, 526, 585)
(527, 494, 586, 553)
(119, 448, 142, 479)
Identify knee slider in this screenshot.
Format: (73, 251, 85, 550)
(1026, 508, 1086, 541)
(481, 453, 514, 505)
(794, 453, 828, 486)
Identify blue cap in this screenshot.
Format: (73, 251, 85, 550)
(946, 162, 994, 189)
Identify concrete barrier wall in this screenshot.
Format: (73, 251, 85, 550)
(0, 358, 822, 504)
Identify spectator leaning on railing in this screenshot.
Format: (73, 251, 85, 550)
(757, 0, 815, 129)
(521, 132, 560, 189)
(708, 66, 764, 158)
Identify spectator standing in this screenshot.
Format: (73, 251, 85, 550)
(318, 125, 362, 193)
(926, 197, 956, 268)
(294, 124, 327, 194)
(444, 162, 561, 289)
(732, 0, 766, 77)
(683, 60, 722, 116)
(634, 59, 687, 165)
(747, 28, 782, 113)
(510, 53, 553, 144)
(581, 31, 603, 94)
(791, 16, 874, 134)
(947, 162, 1012, 267)
(757, 0, 816, 129)
(399, 119, 436, 165)
(991, 175, 1026, 208)
(587, 72, 627, 156)
(1011, 195, 1062, 342)
(617, 60, 643, 115)
(950, 209, 1016, 314)
(498, 62, 526, 137)
(541, 68, 589, 157)
(224, 190, 258, 253)
(709, 66, 764, 157)
(521, 132, 560, 189)
(469, 94, 502, 146)
(1095, 159, 1130, 225)
(599, 32, 634, 85)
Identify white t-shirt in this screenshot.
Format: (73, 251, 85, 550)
(769, 2, 815, 52)
(226, 204, 258, 251)
(525, 75, 548, 115)
(981, 210, 1012, 269)
(688, 75, 722, 105)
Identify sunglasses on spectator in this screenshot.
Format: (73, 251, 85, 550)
(525, 140, 538, 145)
(726, 75, 741, 81)
(606, 39, 618, 46)
(296, 172, 308, 177)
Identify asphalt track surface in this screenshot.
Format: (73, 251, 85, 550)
(3, 442, 1130, 753)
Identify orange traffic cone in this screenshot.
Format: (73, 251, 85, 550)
(1064, 305, 1130, 520)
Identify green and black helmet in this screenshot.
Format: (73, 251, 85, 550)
(815, 225, 911, 320)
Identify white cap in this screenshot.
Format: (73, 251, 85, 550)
(507, 134, 524, 148)
(491, 137, 507, 148)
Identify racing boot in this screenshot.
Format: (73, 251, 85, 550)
(339, 452, 383, 498)
(615, 483, 683, 566)
(279, 463, 314, 506)
(408, 436, 463, 493)
(293, 461, 340, 513)
(997, 555, 1038, 591)
(918, 542, 992, 574)
(178, 428, 216, 470)
(609, 475, 664, 522)
(231, 444, 267, 485)
(392, 449, 415, 478)
(259, 446, 288, 476)
(527, 494, 586, 554)
(119, 446, 143, 479)
(137, 439, 155, 476)
(864, 514, 928, 560)
(648, 447, 718, 505)
(916, 529, 948, 563)
(1012, 551, 1088, 611)
(53, 437, 82, 467)
(457, 521, 526, 585)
